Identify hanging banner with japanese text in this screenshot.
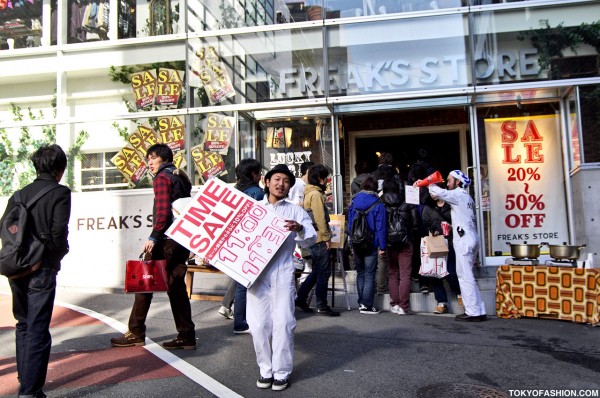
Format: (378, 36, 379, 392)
(202, 113, 234, 155)
(166, 178, 290, 287)
(484, 115, 568, 254)
(154, 68, 183, 109)
(190, 144, 227, 183)
(157, 116, 185, 152)
(130, 70, 157, 111)
(193, 46, 235, 105)
(110, 145, 148, 187)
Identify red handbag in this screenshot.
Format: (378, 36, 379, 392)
(125, 253, 168, 293)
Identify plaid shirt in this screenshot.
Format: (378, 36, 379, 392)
(149, 165, 173, 241)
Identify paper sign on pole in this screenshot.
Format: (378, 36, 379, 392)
(405, 185, 420, 205)
(329, 214, 345, 249)
(166, 178, 291, 288)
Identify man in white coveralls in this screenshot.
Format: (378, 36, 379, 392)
(415, 170, 487, 322)
(247, 164, 317, 391)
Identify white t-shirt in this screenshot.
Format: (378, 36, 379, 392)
(287, 178, 306, 206)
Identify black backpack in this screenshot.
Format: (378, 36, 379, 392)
(387, 206, 409, 246)
(350, 199, 380, 253)
(0, 185, 59, 279)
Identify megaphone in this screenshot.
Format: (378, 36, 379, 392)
(416, 171, 443, 188)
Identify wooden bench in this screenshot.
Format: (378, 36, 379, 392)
(185, 265, 224, 301)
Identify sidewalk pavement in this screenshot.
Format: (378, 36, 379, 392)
(1, 287, 599, 398)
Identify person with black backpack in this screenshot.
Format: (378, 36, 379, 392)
(381, 176, 419, 315)
(348, 175, 386, 315)
(1, 144, 71, 398)
(111, 144, 196, 349)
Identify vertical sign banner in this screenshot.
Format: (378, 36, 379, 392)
(190, 144, 227, 183)
(485, 115, 568, 254)
(154, 68, 184, 109)
(266, 127, 292, 148)
(166, 178, 291, 287)
(128, 124, 159, 159)
(157, 116, 185, 152)
(110, 145, 149, 187)
(130, 70, 157, 111)
(203, 113, 235, 155)
(194, 46, 236, 105)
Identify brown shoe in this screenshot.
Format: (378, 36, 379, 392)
(111, 331, 145, 347)
(162, 336, 196, 350)
(457, 295, 464, 308)
(434, 303, 448, 314)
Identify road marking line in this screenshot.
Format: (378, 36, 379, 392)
(55, 300, 243, 398)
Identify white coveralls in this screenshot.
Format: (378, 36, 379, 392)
(246, 197, 317, 381)
(428, 185, 487, 316)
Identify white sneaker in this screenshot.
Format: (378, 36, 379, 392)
(390, 305, 402, 314)
(218, 305, 233, 320)
(397, 307, 409, 315)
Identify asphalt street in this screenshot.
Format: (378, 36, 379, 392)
(1, 288, 599, 398)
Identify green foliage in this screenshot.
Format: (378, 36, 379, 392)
(519, 19, 600, 77)
(0, 100, 88, 195)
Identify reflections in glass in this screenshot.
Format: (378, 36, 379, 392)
(328, 16, 470, 96)
(189, 28, 324, 105)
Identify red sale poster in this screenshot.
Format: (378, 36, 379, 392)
(166, 178, 291, 287)
(484, 115, 568, 254)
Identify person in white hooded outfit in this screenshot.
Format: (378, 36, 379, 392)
(416, 170, 487, 322)
(247, 164, 317, 391)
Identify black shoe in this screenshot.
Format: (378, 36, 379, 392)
(272, 378, 289, 391)
(295, 298, 314, 313)
(256, 376, 273, 389)
(316, 307, 340, 317)
(455, 314, 488, 322)
(162, 336, 196, 350)
(110, 331, 145, 347)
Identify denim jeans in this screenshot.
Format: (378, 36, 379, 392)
(296, 241, 331, 309)
(431, 246, 461, 303)
(233, 282, 248, 332)
(354, 247, 378, 308)
(128, 239, 195, 340)
(9, 266, 57, 397)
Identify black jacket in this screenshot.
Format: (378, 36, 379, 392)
(1, 173, 71, 268)
(380, 192, 419, 246)
(421, 202, 453, 245)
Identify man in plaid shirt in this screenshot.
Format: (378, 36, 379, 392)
(111, 144, 196, 349)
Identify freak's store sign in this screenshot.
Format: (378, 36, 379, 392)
(485, 116, 568, 254)
(166, 178, 290, 287)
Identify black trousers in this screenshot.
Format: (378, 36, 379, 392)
(127, 239, 195, 339)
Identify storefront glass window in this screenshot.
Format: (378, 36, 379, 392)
(0, 0, 43, 49)
(188, 112, 237, 185)
(578, 84, 600, 164)
(472, 2, 600, 86)
(327, 14, 471, 97)
(476, 102, 568, 259)
(81, 151, 128, 191)
(188, 28, 324, 106)
(324, 0, 466, 18)
(257, 117, 333, 190)
(187, 0, 277, 31)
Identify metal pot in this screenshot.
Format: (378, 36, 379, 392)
(543, 242, 587, 260)
(506, 242, 543, 259)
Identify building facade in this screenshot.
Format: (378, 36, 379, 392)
(1, 0, 599, 291)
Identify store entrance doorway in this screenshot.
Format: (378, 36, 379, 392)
(354, 130, 462, 182)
